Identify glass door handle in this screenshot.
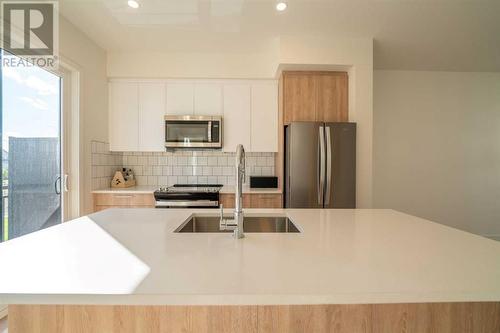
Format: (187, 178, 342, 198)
(54, 176, 61, 195)
(63, 174, 69, 192)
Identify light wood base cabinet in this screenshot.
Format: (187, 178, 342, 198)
(220, 193, 282, 208)
(9, 302, 500, 333)
(93, 193, 155, 212)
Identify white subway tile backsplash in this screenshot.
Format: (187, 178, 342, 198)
(146, 176, 155, 185)
(168, 176, 178, 186)
(158, 176, 168, 185)
(162, 166, 172, 176)
(192, 166, 203, 176)
(90, 141, 123, 190)
(137, 175, 147, 185)
(153, 166, 162, 176)
(143, 166, 152, 176)
(148, 156, 158, 165)
(207, 156, 218, 166)
(262, 166, 274, 175)
(159, 156, 168, 165)
(183, 166, 193, 176)
(171, 166, 181, 176)
(91, 144, 276, 188)
(133, 165, 143, 176)
(197, 156, 208, 165)
(217, 156, 227, 166)
(212, 166, 223, 176)
(222, 166, 234, 176)
(127, 155, 138, 165)
(226, 177, 235, 186)
(202, 166, 212, 176)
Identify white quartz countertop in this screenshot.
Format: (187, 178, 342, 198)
(1, 209, 499, 305)
(92, 185, 282, 194)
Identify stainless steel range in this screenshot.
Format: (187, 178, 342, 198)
(154, 184, 223, 208)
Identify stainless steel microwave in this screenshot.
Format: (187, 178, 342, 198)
(164, 115, 222, 149)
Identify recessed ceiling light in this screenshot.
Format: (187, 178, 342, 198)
(127, 0, 140, 9)
(276, 1, 287, 11)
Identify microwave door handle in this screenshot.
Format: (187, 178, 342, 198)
(208, 121, 212, 142)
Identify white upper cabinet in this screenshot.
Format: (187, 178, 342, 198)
(109, 79, 278, 153)
(109, 81, 139, 151)
(138, 82, 166, 151)
(194, 83, 222, 116)
(223, 84, 251, 152)
(251, 81, 278, 152)
(166, 82, 194, 115)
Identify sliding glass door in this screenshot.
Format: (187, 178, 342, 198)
(1, 51, 63, 241)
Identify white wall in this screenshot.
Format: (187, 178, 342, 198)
(374, 70, 500, 238)
(107, 36, 374, 208)
(59, 16, 108, 215)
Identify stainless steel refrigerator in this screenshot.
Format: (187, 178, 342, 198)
(285, 122, 356, 208)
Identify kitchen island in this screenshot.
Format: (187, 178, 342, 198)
(1, 208, 500, 332)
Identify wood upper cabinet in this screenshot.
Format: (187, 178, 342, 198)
(282, 71, 348, 124)
(283, 73, 317, 123)
(315, 73, 348, 123)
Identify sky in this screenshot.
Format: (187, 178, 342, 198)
(2, 52, 60, 154)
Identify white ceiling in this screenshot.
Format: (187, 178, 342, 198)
(59, 0, 500, 71)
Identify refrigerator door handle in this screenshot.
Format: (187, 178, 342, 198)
(318, 126, 325, 205)
(325, 126, 332, 206)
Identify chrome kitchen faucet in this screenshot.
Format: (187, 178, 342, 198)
(220, 144, 245, 238)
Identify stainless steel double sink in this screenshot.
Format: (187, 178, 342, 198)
(175, 215, 300, 233)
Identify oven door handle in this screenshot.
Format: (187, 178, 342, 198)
(155, 200, 219, 207)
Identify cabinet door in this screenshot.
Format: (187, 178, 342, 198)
(315, 73, 348, 122)
(139, 82, 166, 151)
(250, 194, 282, 208)
(166, 82, 194, 115)
(223, 84, 251, 152)
(109, 82, 139, 151)
(251, 81, 278, 152)
(283, 73, 317, 124)
(194, 83, 222, 115)
(219, 194, 251, 208)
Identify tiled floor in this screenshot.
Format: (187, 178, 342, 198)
(0, 317, 7, 333)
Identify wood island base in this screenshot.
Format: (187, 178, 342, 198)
(8, 302, 500, 333)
